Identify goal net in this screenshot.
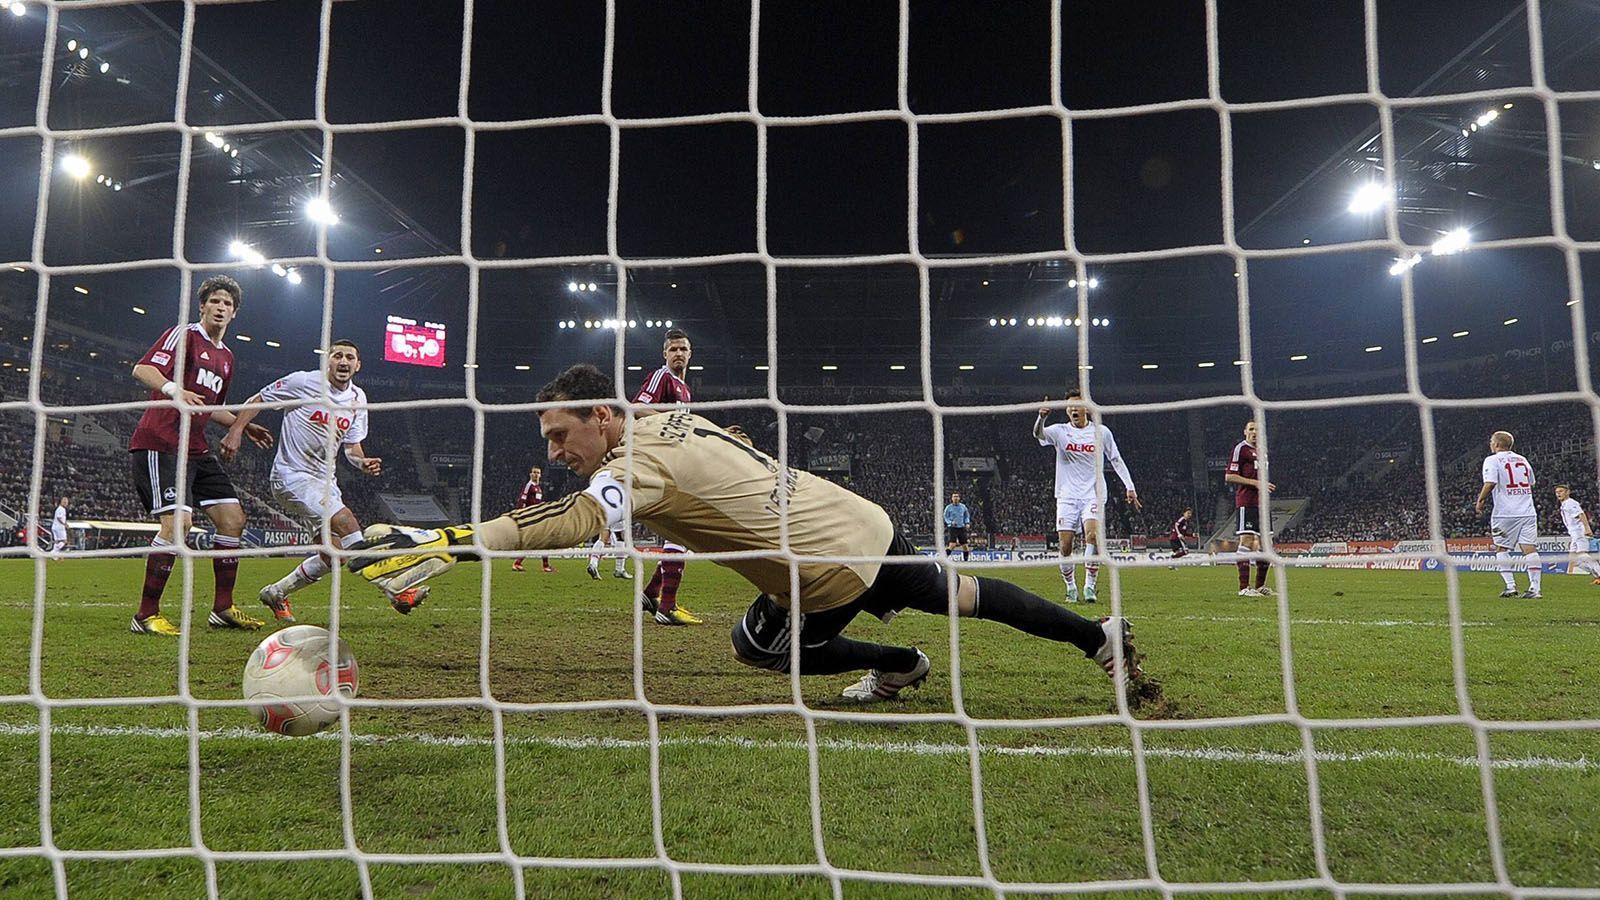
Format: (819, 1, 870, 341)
(3, 0, 1598, 897)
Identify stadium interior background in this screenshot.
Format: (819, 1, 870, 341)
(2, 0, 1598, 556)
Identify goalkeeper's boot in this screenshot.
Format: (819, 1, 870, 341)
(841, 649, 930, 702)
(1082, 583, 1098, 604)
(1092, 616, 1144, 689)
(258, 584, 296, 625)
(586, 560, 602, 580)
(1064, 583, 1080, 604)
(389, 586, 429, 615)
(1238, 587, 1261, 597)
(653, 604, 703, 626)
(1498, 588, 1519, 598)
(208, 606, 264, 630)
(1256, 585, 1276, 597)
(130, 614, 181, 636)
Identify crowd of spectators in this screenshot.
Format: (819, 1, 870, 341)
(5, 335, 1597, 551)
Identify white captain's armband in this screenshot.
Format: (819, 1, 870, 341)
(583, 470, 629, 533)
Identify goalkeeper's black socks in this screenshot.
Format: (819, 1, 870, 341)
(799, 637, 921, 676)
(972, 577, 1103, 656)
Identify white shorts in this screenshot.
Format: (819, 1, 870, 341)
(1570, 538, 1592, 557)
(271, 471, 347, 527)
(1490, 516, 1537, 550)
(1055, 497, 1101, 533)
(51, 527, 67, 544)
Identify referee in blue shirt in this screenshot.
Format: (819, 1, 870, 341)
(943, 491, 972, 561)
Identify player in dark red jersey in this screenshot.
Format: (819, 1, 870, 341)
(1166, 507, 1195, 560)
(127, 275, 273, 635)
(631, 328, 701, 625)
(511, 465, 553, 573)
(1224, 421, 1276, 597)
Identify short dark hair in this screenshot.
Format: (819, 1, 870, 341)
(663, 328, 690, 348)
(1555, 483, 1570, 491)
(1065, 389, 1083, 400)
(330, 339, 359, 356)
(197, 275, 242, 311)
(1183, 507, 1193, 514)
(536, 364, 618, 420)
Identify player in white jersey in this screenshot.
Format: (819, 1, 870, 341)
(50, 496, 69, 555)
(1474, 430, 1541, 598)
(1554, 484, 1600, 582)
(1033, 391, 1139, 603)
(223, 340, 417, 622)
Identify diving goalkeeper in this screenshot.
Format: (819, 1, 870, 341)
(349, 364, 1148, 702)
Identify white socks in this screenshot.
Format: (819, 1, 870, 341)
(1059, 560, 1076, 589)
(1524, 552, 1542, 592)
(275, 532, 363, 596)
(1496, 551, 1516, 589)
(1084, 543, 1099, 588)
(588, 536, 606, 565)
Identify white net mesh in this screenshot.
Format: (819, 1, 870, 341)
(6, 0, 1600, 897)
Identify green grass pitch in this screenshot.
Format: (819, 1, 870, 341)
(0, 555, 1596, 898)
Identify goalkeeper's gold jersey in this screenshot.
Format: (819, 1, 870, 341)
(484, 411, 896, 613)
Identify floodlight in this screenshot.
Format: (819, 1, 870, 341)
(60, 153, 90, 179)
(285, 270, 302, 285)
(1431, 228, 1471, 256)
(305, 196, 340, 225)
(1347, 182, 1387, 214)
(99, 62, 109, 74)
(568, 282, 577, 292)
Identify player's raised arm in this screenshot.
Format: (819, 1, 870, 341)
(1033, 398, 1051, 441)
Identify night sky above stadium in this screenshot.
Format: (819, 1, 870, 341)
(0, 1, 1598, 397)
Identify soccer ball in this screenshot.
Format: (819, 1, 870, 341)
(242, 625, 359, 736)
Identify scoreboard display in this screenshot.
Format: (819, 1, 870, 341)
(383, 315, 447, 368)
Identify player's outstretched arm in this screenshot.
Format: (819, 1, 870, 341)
(348, 491, 611, 596)
(344, 441, 382, 476)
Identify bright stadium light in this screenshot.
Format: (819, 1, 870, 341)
(1008, 318, 1017, 325)
(821, 364, 837, 371)
(1067, 279, 1076, 288)
(514, 365, 530, 371)
(989, 318, 997, 326)
(1197, 361, 1216, 368)
(73, 285, 88, 295)
(270, 264, 286, 277)
(1141, 363, 1159, 370)
(235, 335, 252, 342)
(958, 364, 974, 370)
(1026, 318, 1036, 326)
(60, 153, 90, 179)
(9, 3, 24, 16)
(1347, 182, 1388, 214)
(1290, 354, 1308, 361)
(1475, 109, 1499, 127)
(285, 269, 302, 285)
(588, 282, 597, 291)
(754, 364, 769, 371)
(1021, 364, 1038, 370)
(663, 320, 671, 327)
(1365, 345, 1382, 352)
(1389, 254, 1423, 276)
(265, 340, 280, 348)
(568, 282, 577, 292)
(131, 306, 145, 315)
(1453, 330, 1469, 338)
(889, 364, 906, 370)
(78, 47, 88, 59)
(305, 196, 340, 225)
(1503, 317, 1519, 326)
(1431, 228, 1471, 256)
(98, 61, 109, 74)
(67, 40, 77, 51)
(1422, 336, 1439, 343)
(1088, 277, 1098, 289)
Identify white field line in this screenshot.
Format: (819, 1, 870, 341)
(0, 721, 1590, 772)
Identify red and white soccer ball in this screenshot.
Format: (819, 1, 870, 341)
(242, 625, 359, 737)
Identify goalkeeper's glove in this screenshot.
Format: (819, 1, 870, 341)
(347, 523, 476, 597)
